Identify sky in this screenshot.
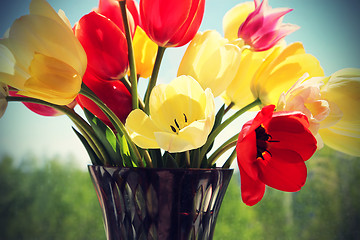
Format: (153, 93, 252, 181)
(0, 0, 359, 170)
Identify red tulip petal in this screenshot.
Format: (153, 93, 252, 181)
(266, 112, 317, 160)
(258, 148, 307, 192)
(140, 0, 205, 47)
(239, 164, 266, 206)
(267, 111, 310, 131)
(247, 105, 275, 135)
(237, 105, 275, 180)
(237, 129, 259, 180)
(269, 131, 317, 161)
(75, 11, 128, 79)
(140, 0, 189, 45)
(77, 72, 132, 126)
(97, 0, 136, 35)
(126, 0, 141, 28)
(168, 0, 205, 47)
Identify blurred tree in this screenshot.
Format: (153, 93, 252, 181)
(0, 155, 104, 240)
(1, 146, 359, 240)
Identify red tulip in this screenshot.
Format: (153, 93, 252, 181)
(140, 0, 205, 47)
(9, 91, 76, 117)
(236, 105, 317, 206)
(77, 72, 132, 126)
(74, 11, 128, 80)
(96, 0, 139, 36)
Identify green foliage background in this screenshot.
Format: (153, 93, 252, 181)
(0, 147, 359, 240)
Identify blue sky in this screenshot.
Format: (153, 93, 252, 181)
(0, 0, 359, 169)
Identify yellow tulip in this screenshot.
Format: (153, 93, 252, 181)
(125, 76, 215, 153)
(223, 1, 255, 42)
(222, 45, 276, 109)
(177, 30, 242, 97)
(0, 0, 87, 105)
(223, 42, 324, 109)
(318, 68, 360, 156)
(132, 26, 158, 78)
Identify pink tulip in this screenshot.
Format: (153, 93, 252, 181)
(238, 0, 299, 51)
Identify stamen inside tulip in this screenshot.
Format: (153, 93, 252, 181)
(170, 113, 190, 134)
(174, 119, 180, 129)
(171, 125, 177, 133)
(255, 125, 279, 160)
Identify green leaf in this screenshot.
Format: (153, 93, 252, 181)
(72, 127, 102, 165)
(204, 104, 225, 155)
(83, 108, 123, 166)
(190, 148, 201, 168)
(118, 134, 135, 167)
(163, 152, 178, 168)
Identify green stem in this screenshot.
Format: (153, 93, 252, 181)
(144, 46, 166, 114)
(119, 0, 138, 110)
(207, 135, 238, 167)
(224, 102, 234, 115)
(200, 98, 261, 162)
(185, 151, 190, 168)
(222, 148, 237, 169)
(80, 85, 152, 167)
(6, 96, 110, 164)
(120, 77, 145, 111)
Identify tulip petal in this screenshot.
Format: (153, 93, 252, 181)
(132, 26, 157, 78)
(254, 43, 324, 105)
(150, 76, 206, 130)
(224, 48, 274, 108)
(125, 109, 161, 149)
(239, 164, 266, 206)
(237, 105, 274, 179)
(75, 12, 128, 79)
(19, 53, 82, 105)
(154, 120, 209, 153)
(9, 15, 86, 77)
(223, 2, 255, 41)
(258, 148, 307, 192)
(0, 43, 16, 75)
(29, 0, 69, 28)
(319, 128, 360, 157)
(178, 30, 242, 97)
(140, 0, 205, 47)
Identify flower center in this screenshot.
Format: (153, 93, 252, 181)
(255, 125, 279, 160)
(170, 113, 188, 134)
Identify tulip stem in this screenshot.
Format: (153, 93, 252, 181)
(119, 0, 138, 110)
(199, 98, 261, 163)
(185, 151, 191, 168)
(120, 77, 145, 110)
(224, 102, 234, 115)
(80, 84, 152, 167)
(207, 135, 238, 167)
(6, 96, 110, 165)
(144, 46, 166, 114)
(222, 148, 237, 169)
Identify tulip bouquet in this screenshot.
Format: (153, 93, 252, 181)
(0, 0, 359, 207)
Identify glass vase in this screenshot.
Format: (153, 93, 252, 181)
(88, 166, 233, 240)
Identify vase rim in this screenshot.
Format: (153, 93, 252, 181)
(88, 165, 233, 172)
